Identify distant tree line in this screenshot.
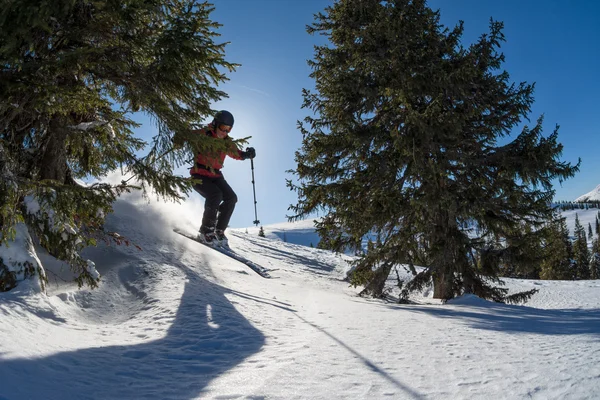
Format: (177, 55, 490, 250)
(554, 201, 600, 211)
(501, 210, 600, 281)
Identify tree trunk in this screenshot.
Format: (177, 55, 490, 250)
(432, 270, 453, 300)
(359, 263, 393, 298)
(39, 117, 69, 183)
(431, 197, 459, 301)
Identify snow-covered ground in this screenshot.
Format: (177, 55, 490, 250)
(244, 219, 322, 249)
(561, 207, 600, 241)
(1, 192, 600, 399)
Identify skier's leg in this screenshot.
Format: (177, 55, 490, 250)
(193, 178, 223, 232)
(214, 178, 238, 232)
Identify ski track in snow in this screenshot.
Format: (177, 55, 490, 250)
(1, 200, 600, 399)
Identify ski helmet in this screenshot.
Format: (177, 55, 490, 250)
(213, 110, 234, 127)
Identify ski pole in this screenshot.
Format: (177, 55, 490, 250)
(250, 157, 260, 226)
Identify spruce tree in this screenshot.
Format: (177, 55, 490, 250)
(0, 0, 237, 290)
(500, 224, 542, 279)
(289, 0, 579, 302)
(590, 238, 600, 280)
(573, 214, 591, 279)
(540, 215, 573, 280)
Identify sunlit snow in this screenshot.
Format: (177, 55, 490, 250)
(1, 189, 600, 399)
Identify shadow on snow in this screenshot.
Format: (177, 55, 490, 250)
(404, 302, 600, 336)
(0, 214, 271, 400)
(230, 231, 339, 275)
(0, 200, 425, 400)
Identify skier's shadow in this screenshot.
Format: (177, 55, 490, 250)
(0, 254, 269, 400)
(403, 302, 600, 336)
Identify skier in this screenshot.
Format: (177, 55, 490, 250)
(178, 110, 256, 247)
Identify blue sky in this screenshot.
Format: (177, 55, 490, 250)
(135, 0, 599, 228)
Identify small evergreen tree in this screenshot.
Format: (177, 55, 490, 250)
(0, 0, 238, 291)
(590, 238, 600, 280)
(500, 224, 542, 279)
(289, 0, 579, 302)
(540, 215, 573, 280)
(588, 223, 593, 238)
(573, 214, 591, 279)
(258, 227, 266, 238)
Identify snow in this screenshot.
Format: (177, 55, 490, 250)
(85, 259, 100, 281)
(69, 121, 104, 131)
(1, 193, 600, 399)
(68, 120, 116, 138)
(0, 223, 45, 293)
(23, 195, 41, 215)
(244, 219, 322, 248)
(561, 208, 598, 242)
(575, 184, 600, 202)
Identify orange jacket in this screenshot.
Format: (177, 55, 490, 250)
(190, 124, 243, 178)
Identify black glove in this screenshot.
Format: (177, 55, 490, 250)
(242, 147, 256, 160)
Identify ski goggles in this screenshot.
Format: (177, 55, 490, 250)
(217, 124, 232, 134)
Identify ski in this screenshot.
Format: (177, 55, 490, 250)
(173, 228, 272, 278)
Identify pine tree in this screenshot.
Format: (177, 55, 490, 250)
(500, 224, 542, 279)
(573, 214, 591, 279)
(289, 0, 579, 302)
(540, 215, 573, 280)
(589, 223, 593, 238)
(590, 238, 600, 280)
(0, 1, 237, 291)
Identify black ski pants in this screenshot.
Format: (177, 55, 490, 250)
(193, 176, 238, 232)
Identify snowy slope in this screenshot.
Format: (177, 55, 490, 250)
(575, 184, 600, 202)
(244, 219, 322, 248)
(1, 194, 600, 399)
(561, 207, 599, 240)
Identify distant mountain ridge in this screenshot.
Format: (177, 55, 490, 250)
(575, 184, 600, 202)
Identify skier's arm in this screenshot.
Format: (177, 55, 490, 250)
(225, 139, 255, 160)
